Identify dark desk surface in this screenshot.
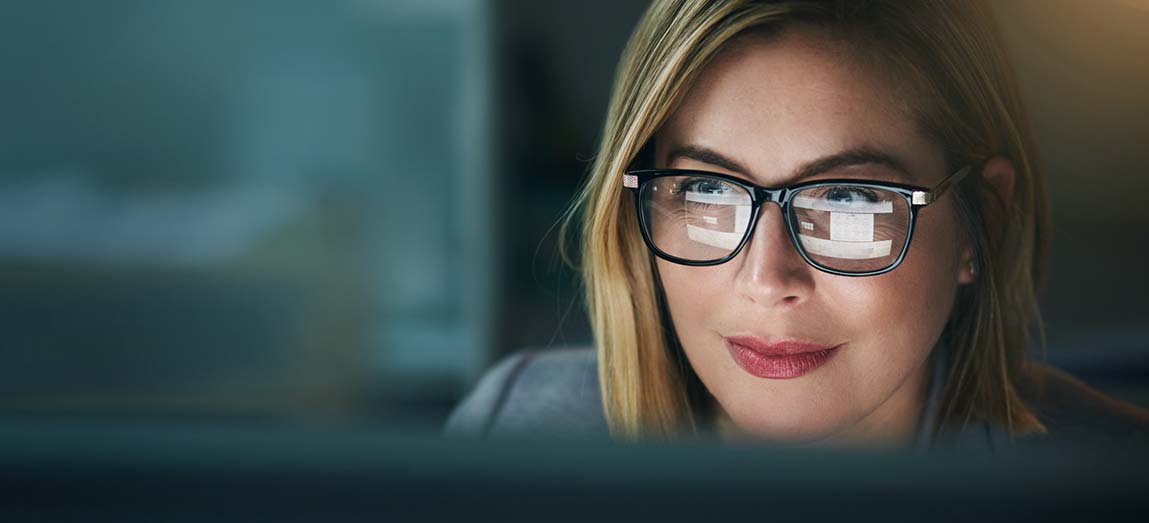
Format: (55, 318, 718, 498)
(0, 418, 1145, 522)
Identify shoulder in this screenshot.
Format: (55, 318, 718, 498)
(1014, 361, 1149, 446)
(443, 347, 607, 438)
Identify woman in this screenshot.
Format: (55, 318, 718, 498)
(446, 0, 1148, 448)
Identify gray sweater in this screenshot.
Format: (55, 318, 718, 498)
(445, 346, 1149, 449)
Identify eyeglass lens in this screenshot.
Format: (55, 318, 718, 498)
(640, 175, 911, 273)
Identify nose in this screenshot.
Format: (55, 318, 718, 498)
(734, 203, 816, 307)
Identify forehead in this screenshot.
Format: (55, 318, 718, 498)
(656, 26, 943, 185)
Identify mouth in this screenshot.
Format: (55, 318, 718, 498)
(725, 336, 844, 379)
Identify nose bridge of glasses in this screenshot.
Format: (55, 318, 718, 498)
(753, 187, 781, 203)
(746, 188, 791, 237)
(754, 187, 789, 208)
(739, 188, 806, 273)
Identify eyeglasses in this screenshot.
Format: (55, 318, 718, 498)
(622, 165, 972, 276)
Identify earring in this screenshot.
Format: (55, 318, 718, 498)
(969, 262, 978, 277)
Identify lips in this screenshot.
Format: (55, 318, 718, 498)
(725, 336, 843, 379)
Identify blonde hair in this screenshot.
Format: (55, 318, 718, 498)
(565, 0, 1049, 441)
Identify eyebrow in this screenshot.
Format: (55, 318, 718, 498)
(665, 144, 913, 183)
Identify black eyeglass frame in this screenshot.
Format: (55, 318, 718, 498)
(622, 164, 973, 277)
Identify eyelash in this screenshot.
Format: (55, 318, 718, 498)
(811, 185, 881, 202)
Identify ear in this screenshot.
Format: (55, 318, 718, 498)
(957, 244, 977, 285)
(956, 156, 1016, 286)
(980, 155, 1016, 210)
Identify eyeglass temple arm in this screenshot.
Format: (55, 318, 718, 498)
(911, 164, 974, 206)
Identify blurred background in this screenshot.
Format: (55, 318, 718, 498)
(0, 0, 1146, 431)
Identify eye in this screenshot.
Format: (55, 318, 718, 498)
(674, 177, 736, 196)
(821, 185, 879, 203)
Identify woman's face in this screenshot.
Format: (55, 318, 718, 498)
(654, 27, 974, 446)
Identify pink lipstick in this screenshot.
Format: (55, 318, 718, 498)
(725, 337, 842, 379)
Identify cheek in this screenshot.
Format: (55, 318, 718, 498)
(904, 203, 965, 316)
(832, 207, 961, 344)
(654, 259, 734, 338)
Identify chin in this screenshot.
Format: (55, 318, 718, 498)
(721, 394, 855, 444)
(733, 417, 846, 444)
